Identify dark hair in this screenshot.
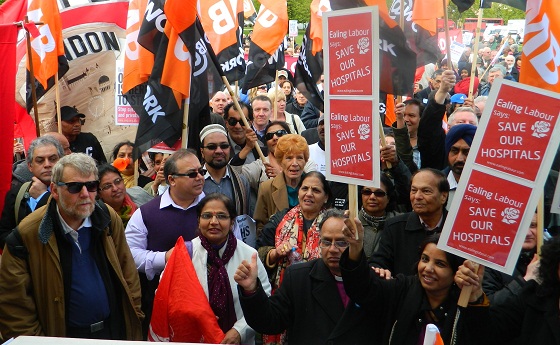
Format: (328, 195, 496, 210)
(411, 168, 450, 194)
(265, 120, 291, 135)
(97, 163, 122, 182)
(163, 148, 198, 183)
(148, 151, 164, 162)
(224, 102, 253, 122)
(196, 193, 238, 220)
(251, 94, 272, 108)
(358, 173, 397, 213)
(432, 69, 444, 79)
(112, 140, 134, 160)
(416, 233, 463, 277)
(317, 208, 345, 232)
(298, 171, 333, 207)
(537, 236, 560, 296)
(403, 98, 425, 116)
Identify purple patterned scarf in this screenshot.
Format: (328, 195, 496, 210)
(199, 231, 238, 333)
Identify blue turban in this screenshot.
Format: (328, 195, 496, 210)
(445, 124, 477, 156)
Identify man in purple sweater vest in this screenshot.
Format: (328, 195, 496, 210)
(125, 148, 205, 338)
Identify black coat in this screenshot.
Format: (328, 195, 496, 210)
(238, 259, 376, 345)
(477, 280, 560, 345)
(418, 99, 447, 170)
(368, 211, 447, 275)
(341, 250, 485, 345)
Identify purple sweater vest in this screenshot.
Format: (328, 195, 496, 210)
(139, 195, 199, 252)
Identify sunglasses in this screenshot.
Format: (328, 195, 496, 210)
(56, 181, 100, 194)
(361, 189, 387, 197)
(265, 129, 288, 141)
(319, 239, 349, 249)
(227, 118, 246, 127)
(257, 86, 268, 90)
(202, 143, 230, 150)
(172, 168, 207, 178)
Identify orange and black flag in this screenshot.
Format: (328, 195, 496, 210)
(294, 25, 324, 112)
(389, 0, 442, 68)
(411, 0, 448, 35)
(122, 0, 153, 120)
(25, 0, 68, 112)
(242, 0, 288, 92)
(520, 0, 558, 93)
(198, 0, 245, 82)
(133, 6, 184, 159)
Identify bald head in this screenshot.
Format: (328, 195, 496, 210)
(44, 132, 71, 155)
(210, 91, 229, 115)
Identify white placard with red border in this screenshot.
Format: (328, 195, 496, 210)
(438, 79, 560, 274)
(324, 7, 380, 187)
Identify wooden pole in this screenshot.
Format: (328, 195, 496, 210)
(378, 116, 392, 169)
(25, 16, 41, 137)
(273, 70, 279, 120)
(396, 0, 405, 104)
(536, 194, 545, 258)
(55, 77, 62, 134)
(457, 263, 480, 307)
(442, 0, 452, 70)
(468, 9, 484, 98)
(348, 184, 359, 240)
(222, 76, 266, 162)
(181, 98, 189, 149)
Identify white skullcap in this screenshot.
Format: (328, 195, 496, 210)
(200, 124, 228, 143)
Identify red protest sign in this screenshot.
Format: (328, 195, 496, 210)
(324, 7, 380, 187)
(445, 170, 530, 266)
(474, 83, 559, 182)
(326, 11, 374, 96)
(439, 80, 560, 274)
(328, 99, 375, 181)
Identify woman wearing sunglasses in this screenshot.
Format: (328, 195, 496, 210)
(97, 164, 153, 227)
(359, 173, 401, 259)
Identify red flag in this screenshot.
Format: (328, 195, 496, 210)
(519, 0, 560, 93)
(26, 0, 65, 89)
(0, 24, 19, 225)
(149, 237, 225, 343)
(0, 0, 27, 23)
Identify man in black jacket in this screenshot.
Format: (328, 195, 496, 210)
(235, 209, 377, 344)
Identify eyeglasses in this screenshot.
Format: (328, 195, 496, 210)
(319, 239, 349, 249)
(56, 180, 100, 194)
(200, 212, 230, 221)
(361, 189, 387, 197)
(202, 143, 230, 151)
(265, 129, 288, 141)
(257, 85, 268, 90)
(172, 168, 207, 178)
(227, 118, 246, 127)
(100, 177, 124, 191)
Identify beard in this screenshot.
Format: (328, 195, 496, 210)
(206, 157, 228, 170)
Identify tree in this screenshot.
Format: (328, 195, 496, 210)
(448, 0, 525, 27)
(288, 0, 312, 23)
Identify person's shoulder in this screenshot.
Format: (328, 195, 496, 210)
(386, 212, 414, 226)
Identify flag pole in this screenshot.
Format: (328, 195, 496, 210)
(348, 184, 359, 240)
(378, 116, 391, 169)
(273, 70, 278, 120)
(468, 9, 484, 98)
(396, 0, 405, 104)
(442, 0, 452, 70)
(55, 77, 62, 133)
(182, 98, 189, 148)
(536, 194, 544, 258)
(25, 16, 41, 137)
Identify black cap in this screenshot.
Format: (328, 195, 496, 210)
(60, 106, 85, 121)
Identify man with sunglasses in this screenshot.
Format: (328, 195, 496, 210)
(125, 148, 205, 337)
(234, 209, 373, 344)
(200, 124, 251, 217)
(0, 153, 143, 340)
(56, 106, 107, 164)
(223, 102, 263, 165)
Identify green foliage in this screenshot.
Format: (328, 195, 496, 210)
(287, 0, 313, 23)
(0, 0, 6, 5)
(448, 0, 525, 27)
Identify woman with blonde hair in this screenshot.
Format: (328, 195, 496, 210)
(267, 89, 306, 135)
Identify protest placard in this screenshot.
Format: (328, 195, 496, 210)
(439, 79, 560, 274)
(115, 60, 140, 125)
(324, 7, 380, 187)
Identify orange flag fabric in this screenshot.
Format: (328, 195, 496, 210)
(519, 0, 560, 93)
(148, 237, 225, 343)
(26, 0, 64, 89)
(384, 94, 396, 126)
(411, 0, 449, 35)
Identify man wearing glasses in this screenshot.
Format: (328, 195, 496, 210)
(0, 153, 143, 340)
(233, 209, 373, 344)
(199, 124, 251, 217)
(223, 102, 263, 164)
(125, 148, 205, 338)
